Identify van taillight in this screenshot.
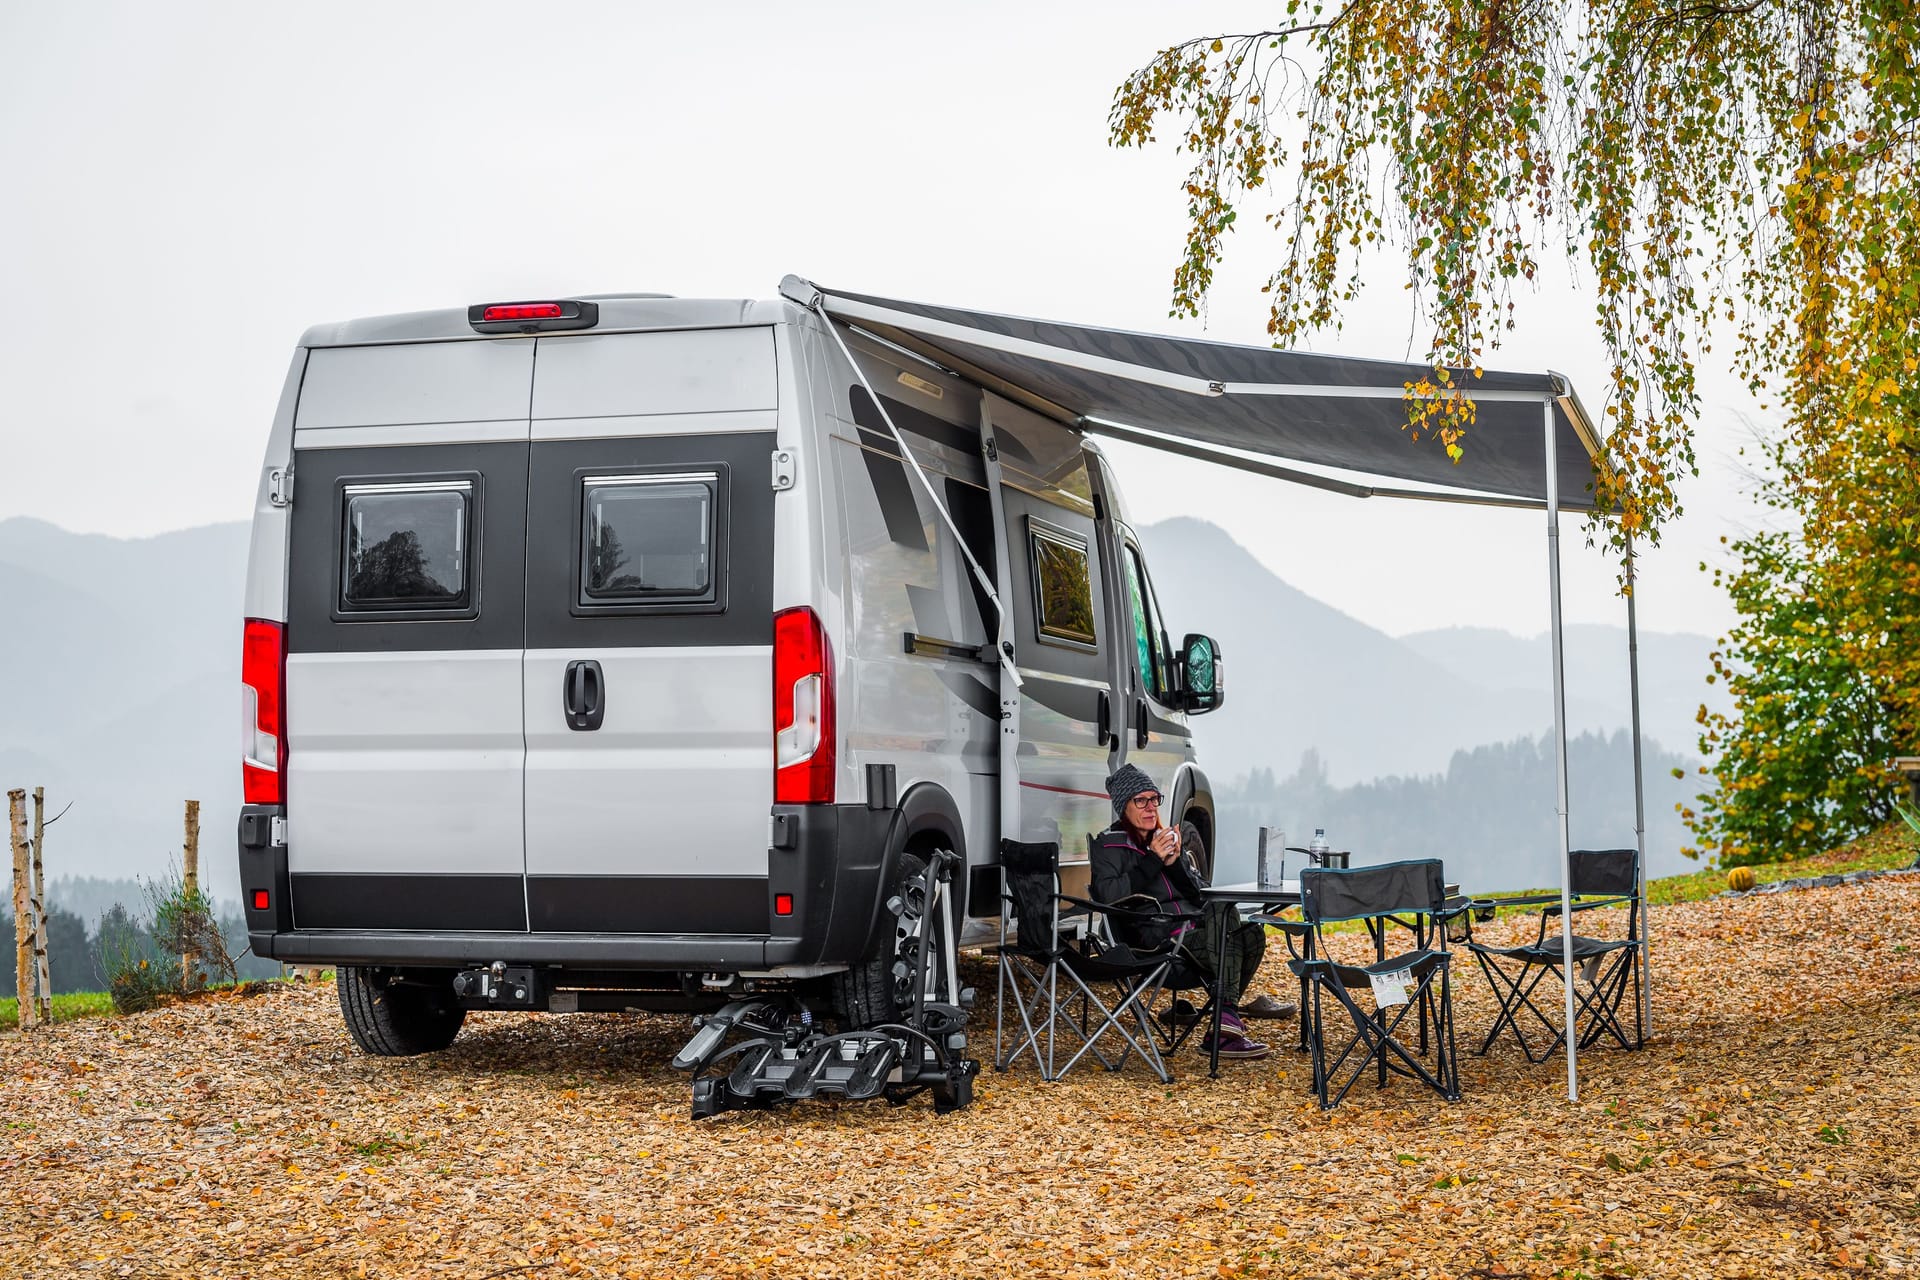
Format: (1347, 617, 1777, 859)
(773, 607, 835, 804)
(241, 619, 286, 804)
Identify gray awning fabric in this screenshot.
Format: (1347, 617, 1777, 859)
(787, 276, 1603, 511)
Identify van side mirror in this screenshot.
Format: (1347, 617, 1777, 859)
(1178, 634, 1224, 714)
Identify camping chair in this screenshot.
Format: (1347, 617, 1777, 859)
(1292, 859, 1461, 1109)
(991, 839, 1203, 1082)
(1467, 848, 1644, 1063)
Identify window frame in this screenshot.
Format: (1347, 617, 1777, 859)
(1027, 516, 1099, 653)
(333, 475, 480, 622)
(570, 463, 731, 619)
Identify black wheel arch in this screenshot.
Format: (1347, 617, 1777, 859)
(855, 781, 968, 959)
(1171, 764, 1216, 880)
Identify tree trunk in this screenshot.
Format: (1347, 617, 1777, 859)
(9, 790, 31, 1032)
(182, 799, 201, 988)
(30, 788, 48, 1026)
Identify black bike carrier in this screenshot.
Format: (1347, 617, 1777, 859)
(672, 848, 978, 1117)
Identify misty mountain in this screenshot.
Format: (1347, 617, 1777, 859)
(1137, 517, 1723, 782)
(1212, 730, 1697, 890)
(0, 518, 249, 903)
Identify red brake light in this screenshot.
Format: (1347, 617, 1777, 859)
(773, 607, 835, 804)
(482, 302, 564, 322)
(253, 890, 271, 911)
(241, 618, 286, 805)
(467, 300, 599, 333)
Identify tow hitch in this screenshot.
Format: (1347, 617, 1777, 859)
(672, 849, 977, 1117)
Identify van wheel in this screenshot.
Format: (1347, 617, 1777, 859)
(832, 850, 963, 1030)
(1182, 819, 1212, 882)
(337, 966, 465, 1056)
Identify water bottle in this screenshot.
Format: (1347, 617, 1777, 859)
(1309, 828, 1329, 866)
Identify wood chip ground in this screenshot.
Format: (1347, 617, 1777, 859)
(4, 878, 1918, 1278)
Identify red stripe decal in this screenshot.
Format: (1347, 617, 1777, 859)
(1018, 781, 1112, 801)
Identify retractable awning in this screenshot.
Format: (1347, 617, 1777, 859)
(781, 274, 1646, 1104)
(780, 275, 1605, 511)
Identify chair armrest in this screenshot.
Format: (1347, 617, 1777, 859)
(1059, 892, 1179, 924)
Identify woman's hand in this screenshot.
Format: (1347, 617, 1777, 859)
(1151, 825, 1181, 864)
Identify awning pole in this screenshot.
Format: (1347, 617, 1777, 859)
(1542, 399, 1579, 1101)
(1626, 531, 1652, 1040)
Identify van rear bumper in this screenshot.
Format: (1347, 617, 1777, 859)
(238, 801, 899, 973)
(260, 929, 799, 970)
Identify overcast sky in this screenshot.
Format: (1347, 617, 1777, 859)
(1, 2, 1773, 641)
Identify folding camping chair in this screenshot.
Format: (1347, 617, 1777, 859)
(1292, 859, 1461, 1109)
(992, 839, 1206, 1082)
(1468, 848, 1644, 1063)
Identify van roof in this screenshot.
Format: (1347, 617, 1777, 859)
(298, 295, 804, 348)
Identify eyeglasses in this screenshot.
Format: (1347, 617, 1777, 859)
(1127, 793, 1163, 809)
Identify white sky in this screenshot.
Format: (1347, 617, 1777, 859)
(0, 1, 1773, 639)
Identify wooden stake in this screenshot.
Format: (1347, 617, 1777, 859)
(30, 788, 48, 1026)
(182, 799, 201, 988)
(9, 790, 31, 1032)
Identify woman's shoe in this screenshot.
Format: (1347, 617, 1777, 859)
(1200, 1030, 1271, 1060)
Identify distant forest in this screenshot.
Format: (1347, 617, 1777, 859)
(3, 879, 281, 995)
(1212, 729, 1697, 890)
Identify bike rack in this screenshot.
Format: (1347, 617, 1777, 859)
(672, 848, 978, 1117)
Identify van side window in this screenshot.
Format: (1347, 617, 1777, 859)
(340, 481, 473, 611)
(1123, 542, 1166, 698)
(1029, 518, 1097, 650)
(579, 472, 719, 607)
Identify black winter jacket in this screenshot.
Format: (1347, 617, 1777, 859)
(1089, 821, 1208, 951)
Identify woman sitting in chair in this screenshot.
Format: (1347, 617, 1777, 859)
(1091, 765, 1274, 1060)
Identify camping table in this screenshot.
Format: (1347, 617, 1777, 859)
(1196, 882, 1302, 1078)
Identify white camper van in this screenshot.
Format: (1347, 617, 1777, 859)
(236, 279, 1223, 1097)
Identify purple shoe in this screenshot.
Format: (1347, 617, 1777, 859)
(1201, 1030, 1271, 1060)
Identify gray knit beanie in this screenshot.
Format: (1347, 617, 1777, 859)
(1105, 763, 1160, 820)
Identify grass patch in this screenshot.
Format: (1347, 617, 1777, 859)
(0, 991, 115, 1031)
(1646, 822, 1915, 906)
(1262, 822, 1918, 934)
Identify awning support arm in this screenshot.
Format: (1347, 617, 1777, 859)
(809, 303, 1022, 690)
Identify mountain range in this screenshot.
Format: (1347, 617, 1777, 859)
(0, 514, 1726, 903)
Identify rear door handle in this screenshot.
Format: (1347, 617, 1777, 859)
(564, 659, 605, 731)
(1097, 690, 1112, 748)
(1134, 699, 1149, 749)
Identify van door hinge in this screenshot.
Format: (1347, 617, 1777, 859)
(770, 448, 797, 491)
(268, 467, 294, 508)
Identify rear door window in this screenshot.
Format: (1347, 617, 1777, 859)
(339, 480, 475, 613)
(581, 473, 717, 606)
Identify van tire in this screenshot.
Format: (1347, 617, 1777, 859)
(337, 966, 465, 1056)
(832, 850, 962, 1030)
(1182, 819, 1212, 883)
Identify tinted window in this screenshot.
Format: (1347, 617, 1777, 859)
(581, 474, 717, 606)
(341, 482, 471, 610)
(1124, 542, 1167, 698)
(1031, 520, 1097, 649)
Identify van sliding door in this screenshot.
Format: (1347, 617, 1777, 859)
(989, 402, 1116, 867)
